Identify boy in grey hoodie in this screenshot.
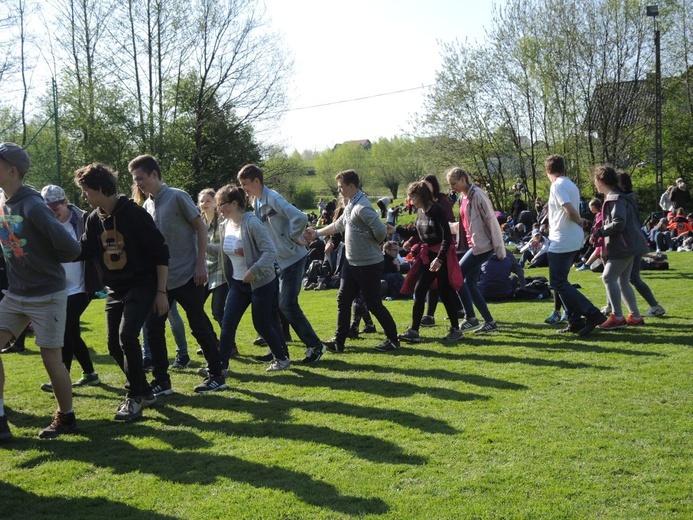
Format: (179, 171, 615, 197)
(0, 143, 81, 441)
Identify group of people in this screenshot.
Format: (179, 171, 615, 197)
(0, 142, 671, 442)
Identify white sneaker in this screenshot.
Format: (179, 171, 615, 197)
(266, 358, 290, 372)
(643, 305, 666, 317)
(600, 304, 612, 315)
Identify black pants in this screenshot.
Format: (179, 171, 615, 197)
(146, 277, 223, 381)
(63, 292, 94, 373)
(106, 285, 156, 398)
(336, 260, 397, 343)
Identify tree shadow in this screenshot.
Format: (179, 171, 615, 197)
(0, 481, 178, 520)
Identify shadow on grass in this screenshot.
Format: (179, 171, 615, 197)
(0, 481, 177, 520)
(5, 410, 389, 516)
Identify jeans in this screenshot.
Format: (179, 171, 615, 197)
(336, 261, 398, 343)
(278, 257, 321, 348)
(63, 292, 94, 374)
(458, 249, 494, 323)
(106, 285, 156, 398)
(548, 251, 600, 324)
(219, 278, 286, 368)
(206, 282, 229, 326)
(141, 300, 188, 358)
(146, 277, 222, 381)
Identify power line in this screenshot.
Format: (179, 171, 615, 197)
(288, 85, 432, 112)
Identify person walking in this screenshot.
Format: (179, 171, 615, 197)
(304, 170, 400, 352)
(445, 166, 505, 334)
(544, 155, 606, 336)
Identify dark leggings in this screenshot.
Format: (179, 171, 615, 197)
(63, 292, 95, 373)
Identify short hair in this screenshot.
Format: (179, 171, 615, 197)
(545, 155, 565, 175)
(422, 174, 441, 198)
(237, 164, 264, 184)
(74, 163, 118, 196)
(677, 207, 685, 216)
(407, 181, 433, 207)
(382, 240, 399, 252)
(334, 169, 359, 187)
(589, 198, 602, 210)
(128, 154, 162, 179)
(444, 166, 470, 183)
(593, 164, 618, 188)
(216, 183, 247, 209)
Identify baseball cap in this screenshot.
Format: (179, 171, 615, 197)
(676, 177, 685, 183)
(41, 185, 67, 207)
(0, 142, 30, 175)
(532, 230, 542, 237)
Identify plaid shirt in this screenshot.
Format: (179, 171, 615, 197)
(205, 217, 225, 290)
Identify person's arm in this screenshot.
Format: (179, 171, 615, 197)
(31, 204, 82, 262)
(153, 265, 169, 316)
(270, 192, 309, 246)
(596, 198, 626, 237)
(562, 202, 582, 224)
(192, 215, 209, 286)
(358, 204, 388, 243)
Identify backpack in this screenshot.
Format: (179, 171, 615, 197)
(515, 276, 552, 300)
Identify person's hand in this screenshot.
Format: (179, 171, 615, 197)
(386, 223, 396, 234)
(194, 262, 208, 286)
(496, 247, 506, 260)
(243, 270, 256, 284)
(303, 227, 317, 242)
(429, 257, 442, 272)
(154, 292, 169, 317)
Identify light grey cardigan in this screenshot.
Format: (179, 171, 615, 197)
(220, 212, 277, 290)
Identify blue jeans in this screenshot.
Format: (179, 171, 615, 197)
(278, 257, 321, 348)
(219, 278, 286, 368)
(548, 251, 600, 324)
(106, 285, 156, 398)
(206, 282, 229, 326)
(458, 249, 494, 322)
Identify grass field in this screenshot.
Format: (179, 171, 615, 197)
(0, 253, 691, 519)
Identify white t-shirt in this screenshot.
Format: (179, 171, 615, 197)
(548, 176, 584, 253)
(61, 220, 86, 295)
(223, 223, 248, 281)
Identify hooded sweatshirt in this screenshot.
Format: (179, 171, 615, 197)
(0, 185, 81, 296)
(79, 195, 169, 291)
(595, 189, 649, 260)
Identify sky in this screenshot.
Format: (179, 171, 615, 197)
(260, 0, 496, 153)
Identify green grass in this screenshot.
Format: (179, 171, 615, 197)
(1, 254, 692, 519)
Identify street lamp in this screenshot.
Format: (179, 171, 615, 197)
(646, 5, 663, 197)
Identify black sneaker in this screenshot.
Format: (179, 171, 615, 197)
(253, 336, 267, 346)
(254, 352, 274, 363)
(40, 382, 54, 393)
(302, 344, 327, 363)
(459, 318, 480, 332)
(374, 339, 400, 352)
(0, 415, 12, 441)
(39, 411, 77, 439)
(171, 355, 191, 369)
(360, 324, 377, 334)
(420, 315, 436, 327)
(0, 343, 25, 353)
(556, 322, 584, 334)
(578, 312, 608, 336)
(114, 397, 143, 421)
(398, 328, 421, 343)
(324, 338, 345, 353)
(194, 375, 227, 393)
(72, 372, 101, 387)
(150, 379, 173, 396)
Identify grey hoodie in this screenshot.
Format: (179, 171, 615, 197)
(0, 185, 81, 296)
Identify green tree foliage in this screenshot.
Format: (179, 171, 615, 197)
(314, 143, 369, 195)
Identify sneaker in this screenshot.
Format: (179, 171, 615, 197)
(398, 328, 421, 343)
(141, 393, 157, 408)
(72, 372, 101, 387)
(253, 352, 274, 362)
(40, 382, 54, 393)
(196, 348, 204, 355)
(374, 338, 400, 352)
(0, 343, 25, 353)
(304, 282, 317, 290)
(347, 327, 360, 339)
(643, 305, 666, 318)
(443, 327, 464, 342)
(114, 397, 143, 421)
(576, 264, 590, 271)
(0, 415, 12, 441)
(39, 411, 77, 439)
(600, 304, 612, 315)
(267, 357, 290, 372)
(360, 324, 377, 334)
(420, 315, 436, 327)
(142, 357, 153, 371)
(149, 379, 173, 396)
(194, 375, 227, 393)
(197, 367, 229, 378)
(556, 322, 584, 334)
(459, 317, 480, 332)
(559, 310, 568, 322)
(578, 312, 608, 335)
(474, 321, 498, 334)
(324, 338, 345, 353)
(626, 314, 645, 326)
(253, 336, 267, 347)
(171, 355, 191, 369)
(597, 313, 626, 331)
(544, 310, 561, 324)
(314, 282, 327, 291)
(302, 344, 326, 363)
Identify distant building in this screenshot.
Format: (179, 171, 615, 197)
(333, 139, 372, 152)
